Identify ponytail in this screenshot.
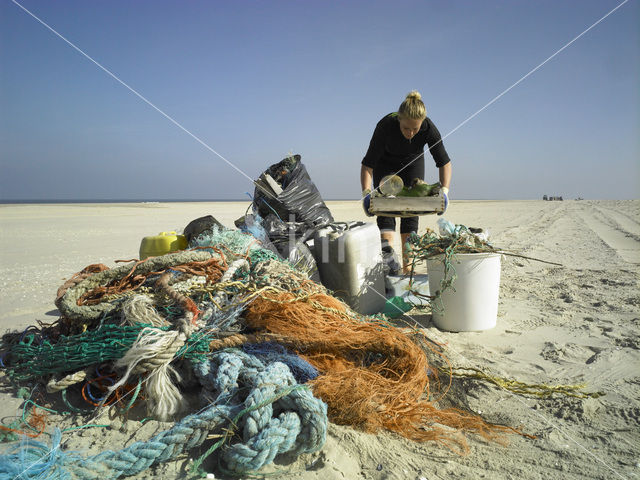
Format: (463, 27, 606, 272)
(398, 90, 426, 119)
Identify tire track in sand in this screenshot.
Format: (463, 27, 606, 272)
(591, 204, 640, 241)
(575, 202, 640, 264)
(495, 202, 566, 253)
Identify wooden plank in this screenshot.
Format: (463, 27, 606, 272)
(369, 192, 444, 216)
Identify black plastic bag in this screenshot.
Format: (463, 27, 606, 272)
(273, 238, 320, 283)
(243, 212, 320, 282)
(184, 215, 225, 246)
(253, 155, 333, 228)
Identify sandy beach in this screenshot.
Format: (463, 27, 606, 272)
(0, 199, 638, 480)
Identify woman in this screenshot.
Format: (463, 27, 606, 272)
(360, 91, 452, 273)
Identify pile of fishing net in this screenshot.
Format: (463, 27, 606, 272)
(0, 224, 522, 478)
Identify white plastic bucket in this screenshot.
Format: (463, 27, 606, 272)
(426, 252, 501, 332)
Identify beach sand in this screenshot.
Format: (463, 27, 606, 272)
(0, 199, 638, 479)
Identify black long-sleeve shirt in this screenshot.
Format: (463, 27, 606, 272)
(361, 113, 451, 171)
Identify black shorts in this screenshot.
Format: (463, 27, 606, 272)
(377, 214, 418, 234)
(373, 156, 424, 234)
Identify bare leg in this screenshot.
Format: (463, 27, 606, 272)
(380, 230, 396, 252)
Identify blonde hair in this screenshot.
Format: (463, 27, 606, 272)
(398, 90, 426, 120)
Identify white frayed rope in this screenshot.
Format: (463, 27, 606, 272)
(104, 326, 187, 420)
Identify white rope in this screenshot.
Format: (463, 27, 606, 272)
(104, 327, 186, 420)
(121, 295, 168, 328)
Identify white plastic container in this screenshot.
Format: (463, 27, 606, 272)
(385, 274, 430, 306)
(312, 222, 386, 315)
(427, 252, 501, 331)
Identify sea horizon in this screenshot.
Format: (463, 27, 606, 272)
(0, 198, 537, 205)
(0, 197, 624, 204)
(0, 198, 253, 204)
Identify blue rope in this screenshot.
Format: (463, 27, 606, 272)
(0, 429, 69, 480)
(242, 342, 318, 384)
(0, 351, 328, 479)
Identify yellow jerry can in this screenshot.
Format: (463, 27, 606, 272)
(139, 231, 188, 260)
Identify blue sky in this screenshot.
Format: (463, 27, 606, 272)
(1, 0, 638, 200)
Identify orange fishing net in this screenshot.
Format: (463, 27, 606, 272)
(244, 291, 522, 452)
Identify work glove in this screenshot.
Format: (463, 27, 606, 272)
(438, 186, 449, 216)
(362, 188, 374, 217)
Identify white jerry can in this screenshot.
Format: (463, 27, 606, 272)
(311, 222, 386, 315)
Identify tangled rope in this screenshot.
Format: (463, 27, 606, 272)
(106, 327, 188, 420)
(120, 295, 168, 328)
(250, 259, 320, 292)
(154, 271, 200, 326)
(244, 291, 522, 453)
(55, 264, 110, 310)
(46, 369, 90, 393)
(57, 250, 219, 323)
(0, 350, 327, 479)
(0, 223, 549, 478)
(3, 324, 210, 382)
(405, 227, 561, 301)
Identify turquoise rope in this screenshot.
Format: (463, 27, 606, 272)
(0, 351, 328, 479)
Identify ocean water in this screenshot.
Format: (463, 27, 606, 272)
(0, 198, 357, 204)
(0, 198, 249, 204)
